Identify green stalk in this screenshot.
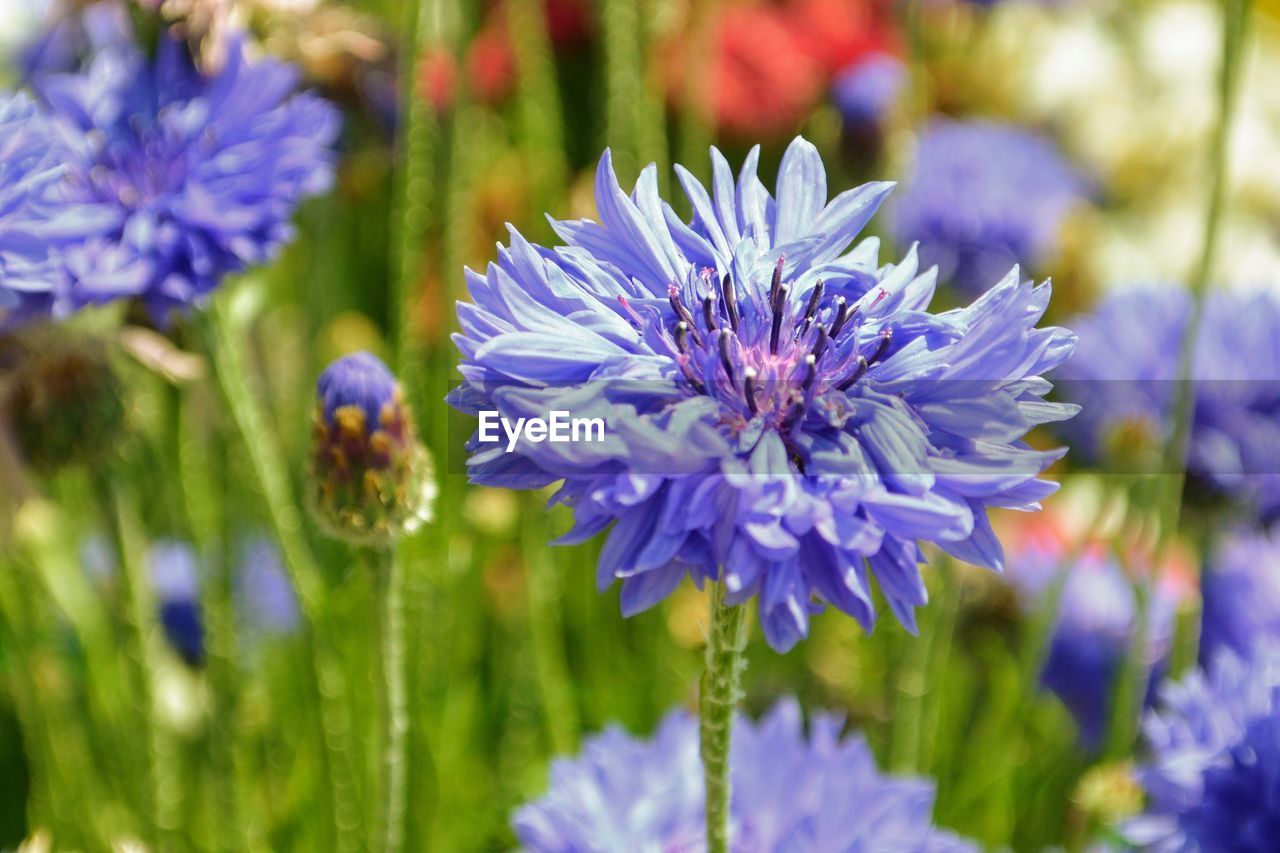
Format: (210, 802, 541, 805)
(600, 0, 644, 180)
(204, 434, 249, 852)
(391, 0, 439, 387)
(202, 303, 362, 852)
(898, 558, 961, 776)
(0, 557, 80, 845)
(1108, 0, 1252, 758)
(93, 476, 180, 848)
(700, 580, 747, 853)
(676, 0, 716, 197)
(375, 547, 408, 853)
(508, 0, 567, 223)
(523, 510, 578, 755)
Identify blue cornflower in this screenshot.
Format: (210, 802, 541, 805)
(1058, 286, 1280, 521)
(831, 52, 905, 130)
(235, 537, 299, 635)
(514, 698, 974, 851)
(450, 137, 1076, 651)
(149, 539, 204, 668)
(0, 92, 88, 326)
(17, 0, 132, 83)
(1128, 644, 1280, 850)
(1200, 529, 1280, 666)
(1005, 516, 1193, 749)
(7, 32, 340, 323)
(890, 120, 1087, 295)
(311, 352, 435, 544)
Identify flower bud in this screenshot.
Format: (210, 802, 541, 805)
(309, 352, 434, 545)
(150, 540, 205, 669)
(1, 331, 125, 474)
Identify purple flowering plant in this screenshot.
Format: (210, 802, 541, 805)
(890, 120, 1088, 296)
(0, 92, 84, 325)
(514, 698, 975, 852)
(451, 136, 1077, 652)
(1059, 285, 1280, 521)
(1129, 643, 1280, 850)
(1199, 528, 1280, 666)
(1, 28, 340, 324)
(1004, 511, 1196, 749)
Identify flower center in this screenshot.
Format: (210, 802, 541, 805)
(664, 258, 894, 440)
(84, 111, 194, 209)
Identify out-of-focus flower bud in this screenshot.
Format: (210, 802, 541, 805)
(309, 352, 435, 545)
(1074, 761, 1143, 826)
(150, 540, 205, 669)
(1, 332, 125, 474)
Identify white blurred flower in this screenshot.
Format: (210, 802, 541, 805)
(1140, 0, 1221, 87)
(985, 0, 1280, 294)
(0, 0, 49, 62)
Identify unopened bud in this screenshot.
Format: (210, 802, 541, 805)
(309, 352, 434, 545)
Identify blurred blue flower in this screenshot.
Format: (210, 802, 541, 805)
(831, 52, 904, 129)
(149, 540, 204, 668)
(1006, 519, 1191, 749)
(891, 120, 1087, 294)
(1200, 529, 1280, 666)
(514, 698, 974, 851)
(1129, 644, 1280, 850)
(1059, 286, 1280, 521)
(18, 0, 131, 83)
(0, 92, 91, 326)
(10, 32, 340, 323)
(450, 136, 1076, 651)
(235, 537, 299, 635)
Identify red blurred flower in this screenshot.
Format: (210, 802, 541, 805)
(667, 0, 901, 140)
(467, 16, 518, 105)
(416, 0, 593, 109)
(709, 4, 825, 138)
(545, 0, 594, 46)
(786, 0, 899, 76)
(417, 45, 458, 112)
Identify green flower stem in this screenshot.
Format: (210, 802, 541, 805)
(391, 0, 439, 387)
(373, 546, 408, 853)
(0, 555, 77, 844)
(892, 557, 960, 775)
(508, 0, 567, 224)
(700, 580, 747, 853)
(601, 0, 644, 179)
(203, 303, 362, 852)
(1110, 0, 1253, 758)
(523, 509, 579, 755)
(93, 475, 180, 848)
(676, 0, 716, 197)
(205, 432, 249, 852)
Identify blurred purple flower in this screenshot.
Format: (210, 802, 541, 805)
(235, 537, 299, 635)
(11, 32, 340, 323)
(149, 539, 204, 668)
(514, 698, 974, 851)
(831, 52, 904, 128)
(0, 93, 93, 326)
(1058, 286, 1280, 522)
(891, 120, 1087, 294)
(450, 136, 1076, 651)
(18, 0, 132, 83)
(1128, 644, 1280, 850)
(1006, 518, 1192, 749)
(1200, 529, 1280, 666)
